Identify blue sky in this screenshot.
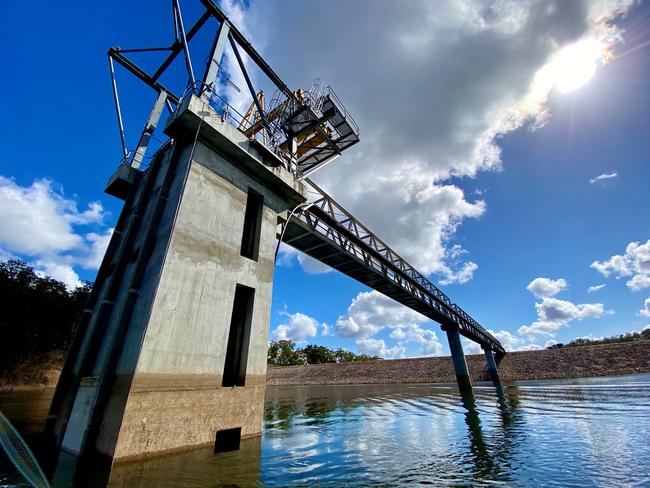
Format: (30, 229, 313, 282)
(0, 0, 649, 358)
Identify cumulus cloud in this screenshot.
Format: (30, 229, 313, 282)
(518, 297, 605, 336)
(589, 172, 618, 184)
(439, 245, 479, 285)
(334, 290, 443, 357)
(276, 243, 332, 274)
(588, 284, 606, 293)
(639, 297, 650, 318)
(356, 338, 406, 359)
(479, 328, 556, 352)
(241, 0, 634, 283)
(272, 312, 320, 342)
(0, 177, 110, 288)
(591, 239, 650, 291)
(527, 277, 567, 298)
(574, 334, 605, 342)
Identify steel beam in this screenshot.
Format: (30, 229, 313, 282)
(482, 346, 500, 381)
(131, 91, 168, 169)
(108, 49, 180, 105)
(202, 20, 230, 99)
(198, 0, 300, 104)
(445, 326, 472, 394)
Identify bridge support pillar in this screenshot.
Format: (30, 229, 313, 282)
(45, 94, 307, 466)
(443, 326, 472, 394)
(482, 346, 500, 381)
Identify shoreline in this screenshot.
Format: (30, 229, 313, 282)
(267, 340, 650, 386)
(1, 341, 649, 391)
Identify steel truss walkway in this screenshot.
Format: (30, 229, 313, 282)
(282, 179, 506, 356)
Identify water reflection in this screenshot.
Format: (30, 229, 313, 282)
(107, 436, 262, 488)
(2, 375, 650, 487)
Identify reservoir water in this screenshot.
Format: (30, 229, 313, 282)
(1, 374, 649, 487)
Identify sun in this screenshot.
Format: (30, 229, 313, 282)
(547, 39, 610, 93)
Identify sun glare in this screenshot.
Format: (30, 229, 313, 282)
(548, 39, 610, 93)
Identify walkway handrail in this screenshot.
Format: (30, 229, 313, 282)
(288, 179, 506, 355)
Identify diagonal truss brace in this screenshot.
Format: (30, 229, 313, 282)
(285, 179, 506, 355)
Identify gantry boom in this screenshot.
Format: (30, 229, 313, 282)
(282, 180, 506, 356)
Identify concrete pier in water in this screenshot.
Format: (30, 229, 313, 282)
(46, 94, 306, 463)
(443, 326, 472, 394)
(483, 346, 500, 381)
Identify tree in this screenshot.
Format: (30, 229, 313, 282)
(0, 260, 91, 380)
(334, 348, 355, 363)
(267, 340, 305, 366)
(302, 344, 336, 364)
(267, 341, 381, 365)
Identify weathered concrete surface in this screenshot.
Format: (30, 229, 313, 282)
(108, 129, 301, 459)
(267, 341, 650, 386)
(51, 96, 306, 463)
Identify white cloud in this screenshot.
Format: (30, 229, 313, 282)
(591, 239, 650, 291)
(242, 0, 634, 283)
(527, 277, 567, 298)
(588, 284, 606, 293)
(518, 297, 606, 336)
(333, 290, 443, 357)
(356, 338, 405, 359)
(276, 243, 332, 274)
(79, 229, 114, 270)
(335, 290, 428, 339)
(480, 328, 548, 352)
(639, 297, 650, 317)
(574, 334, 605, 342)
(321, 323, 332, 336)
(439, 245, 479, 285)
(0, 177, 110, 288)
(272, 312, 320, 342)
(589, 171, 618, 184)
(462, 339, 482, 355)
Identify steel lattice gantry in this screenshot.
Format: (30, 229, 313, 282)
(282, 179, 506, 357)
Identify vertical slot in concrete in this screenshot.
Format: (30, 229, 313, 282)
(240, 188, 264, 261)
(214, 427, 242, 453)
(222, 285, 255, 387)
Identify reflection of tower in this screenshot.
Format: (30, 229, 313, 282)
(459, 388, 498, 479)
(44, 0, 359, 469)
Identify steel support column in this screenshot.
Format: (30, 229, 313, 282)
(482, 346, 499, 382)
(202, 20, 230, 100)
(444, 326, 472, 394)
(131, 91, 168, 169)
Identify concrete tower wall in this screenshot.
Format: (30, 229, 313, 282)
(53, 95, 306, 463)
(109, 143, 285, 459)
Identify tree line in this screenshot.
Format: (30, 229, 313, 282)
(563, 328, 650, 348)
(267, 339, 380, 366)
(0, 260, 91, 380)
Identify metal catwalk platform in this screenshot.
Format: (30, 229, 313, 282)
(282, 179, 506, 356)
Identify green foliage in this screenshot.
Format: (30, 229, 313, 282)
(267, 340, 380, 366)
(267, 340, 306, 366)
(565, 329, 650, 348)
(0, 260, 91, 376)
(302, 344, 336, 364)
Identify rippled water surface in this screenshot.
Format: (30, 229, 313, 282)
(2, 374, 650, 487)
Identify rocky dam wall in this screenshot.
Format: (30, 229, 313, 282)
(266, 341, 650, 386)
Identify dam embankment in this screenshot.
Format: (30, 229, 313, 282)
(267, 340, 650, 386)
(2, 341, 649, 390)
